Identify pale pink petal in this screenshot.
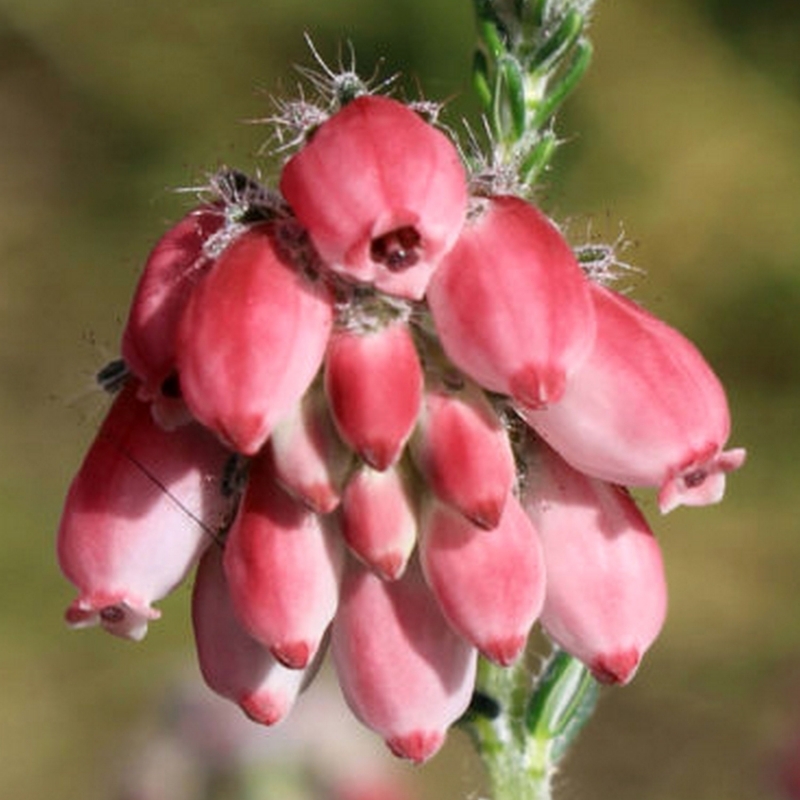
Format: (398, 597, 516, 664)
(419, 496, 545, 666)
(522, 441, 668, 684)
(331, 559, 477, 763)
(192, 546, 306, 725)
(657, 446, 747, 513)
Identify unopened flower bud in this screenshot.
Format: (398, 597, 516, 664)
(339, 462, 417, 581)
(177, 223, 334, 455)
(122, 205, 224, 398)
(270, 386, 352, 514)
(427, 196, 596, 407)
(324, 321, 423, 470)
(410, 379, 515, 529)
(420, 495, 545, 666)
(522, 441, 668, 684)
(223, 451, 344, 669)
(192, 545, 306, 725)
(331, 560, 476, 763)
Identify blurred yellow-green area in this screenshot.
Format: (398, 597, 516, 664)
(1, 0, 798, 798)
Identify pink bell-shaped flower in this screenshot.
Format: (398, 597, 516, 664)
(192, 545, 306, 725)
(410, 378, 515, 529)
(57, 381, 232, 640)
(177, 223, 334, 455)
(331, 559, 477, 763)
(270, 386, 352, 514)
(426, 196, 596, 408)
(324, 320, 423, 471)
(223, 450, 344, 669)
(419, 495, 545, 666)
(518, 282, 746, 512)
(522, 440, 668, 684)
(338, 462, 418, 581)
(280, 95, 468, 299)
(121, 204, 224, 399)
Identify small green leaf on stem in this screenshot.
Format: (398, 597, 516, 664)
(525, 649, 599, 762)
(530, 8, 585, 73)
(530, 37, 593, 130)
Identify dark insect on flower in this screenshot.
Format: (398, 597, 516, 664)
(209, 167, 287, 224)
(95, 358, 129, 394)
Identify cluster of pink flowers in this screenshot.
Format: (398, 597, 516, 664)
(57, 93, 745, 763)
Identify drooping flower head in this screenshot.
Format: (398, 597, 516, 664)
(57, 68, 744, 767)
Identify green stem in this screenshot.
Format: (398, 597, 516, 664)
(463, 4, 602, 797)
(461, 651, 598, 800)
(470, 0, 597, 192)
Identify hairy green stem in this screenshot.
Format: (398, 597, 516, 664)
(470, 0, 597, 193)
(462, 651, 598, 800)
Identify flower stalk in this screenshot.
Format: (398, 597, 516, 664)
(464, 2, 601, 797)
(462, 650, 599, 800)
(471, 0, 596, 189)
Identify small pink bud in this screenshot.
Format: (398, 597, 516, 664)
(426, 196, 596, 407)
(522, 441, 668, 685)
(121, 205, 224, 394)
(57, 382, 231, 640)
(410, 380, 515, 529)
(324, 321, 423, 470)
(177, 223, 334, 455)
(419, 496, 545, 666)
(280, 95, 468, 299)
(331, 560, 477, 763)
(519, 283, 746, 512)
(339, 462, 417, 581)
(223, 451, 344, 669)
(192, 545, 305, 725)
(270, 387, 352, 514)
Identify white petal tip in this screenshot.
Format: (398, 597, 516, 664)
(658, 446, 746, 514)
(65, 597, 160, 641)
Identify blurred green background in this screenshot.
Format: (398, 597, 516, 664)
(1, 0, 798, 798)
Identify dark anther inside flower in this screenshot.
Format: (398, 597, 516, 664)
(683, 469, 707, 489)
(160, 372, 182, 399)
(370, 227, 422, 271)
(280, 94, 468, 299)
(100, 606, 126, 624)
